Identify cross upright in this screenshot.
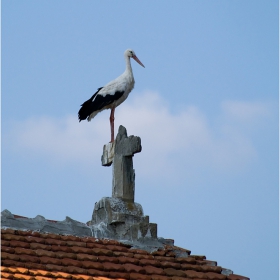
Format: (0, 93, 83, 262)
(101, 125, 142, 202)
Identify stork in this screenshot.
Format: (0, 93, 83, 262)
(78, 49, 145, 142)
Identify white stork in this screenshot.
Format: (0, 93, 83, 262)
(78, 49, 145, 142)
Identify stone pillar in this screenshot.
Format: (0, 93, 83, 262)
(95, 125, 158, 242)
(101, 125, 141, 202)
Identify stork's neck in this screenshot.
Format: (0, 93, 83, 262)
(124, 56, 133, 77)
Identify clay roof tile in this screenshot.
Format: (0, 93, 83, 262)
(0, 228, 250, 280)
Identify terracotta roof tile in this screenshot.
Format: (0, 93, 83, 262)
(129, 272, 151, 280)
(118, 256, 139, 265)
(55, 251, 77, 259)
(138, 258, 161, 267)
(14, 267, 29, 274)
(102, 262, 125, 272)
(97, 256, 119, 263)
(150, 275, 170, 280)
(71, 274, 94, 280)
(1, 266, 9, 272)
(190, 255, 206, 260)
(60, 258, 82, 267)
(44, 239, 67, 246)
(164, 268, 186, 277)
(14, 248, 36, 256)
(1, 272, 13, 279)
(81, 261, 104, 270)
(106, 244, 129, 252)
(44, 264, 66, 272)
(123, 263, 146, 274)
(130, 248, 149, 255)
(51, 271, 72, 279)
(29, 243, 49, 251)
(2, 234, 25, 242)
(154, 256, 176, 262)
(76, 253, 98, 262)
(66, 241, 87, 247)
(2, 251, 21, 261)
(152, 250, 166, 257)
(14, 273, 34, 280)
(40, 256, 62, 265)
(34, 276, 53, 280)
(35, 249, 56, 258)
(91, 248, 113, 256)
(28, 269, 52, 277)
(24, 263, 46, 270)
(201, 265, 222, 273)
(0, 229, 250, 280)
(107, 271, 129, 279)
(1, 228, 15, 234)
(2, 240, 10, 247)
(87, 268, 108, 277)
(9, 240, 30, 248)
(39, 233, 61, 240)
(143, 265, 165, 275)
(197, 260, 218, 266)
(79, 236, 97, 243)
(161, 261, 181, 269)
(227, 274, 250, 280)
(64, 266, 87, 275)
(1, 246, 15, 254)
(51, 245, 73, 253)
(71, 246, 92, 254)
(134, 253, 154, 260)
(18, 255, 40, 263)
(113, 251, 134, 258)
(85, 242, 104, 249)
(176, 257, 196, 264)
(24, 236, 45, 244)
(60, 235, 81, 242)
(205, 271, 227, 279)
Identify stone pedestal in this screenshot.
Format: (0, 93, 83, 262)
(91, 197, 157, 241)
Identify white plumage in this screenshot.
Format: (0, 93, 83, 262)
(78, 49, 145, 142)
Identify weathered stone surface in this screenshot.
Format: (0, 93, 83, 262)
(91, 126, 158, 245)
(101, 125, 141, 202)
(92, 197, 144, 225)
(1, 209, 92, 237)
(90, 197, 158, 243)
(101, 142, 115, 166)
(112, 125, 141, 202)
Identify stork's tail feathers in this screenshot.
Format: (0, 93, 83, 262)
(78, 87, 103, 122)
(78, 99, 93, 122)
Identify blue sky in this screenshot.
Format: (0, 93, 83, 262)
(2, 1, 278, 279)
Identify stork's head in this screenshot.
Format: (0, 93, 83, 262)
(125, 49, 145, 68)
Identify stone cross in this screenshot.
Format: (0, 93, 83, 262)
(101, 125, 141, 202)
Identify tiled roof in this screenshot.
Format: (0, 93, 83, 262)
(1, 228, 249, 280)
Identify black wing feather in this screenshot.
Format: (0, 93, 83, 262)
(78, 87, 124, 122)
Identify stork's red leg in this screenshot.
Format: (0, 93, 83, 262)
(109, 108, 115, 142)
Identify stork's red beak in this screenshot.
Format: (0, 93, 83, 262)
(132, 55, 145, 68)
